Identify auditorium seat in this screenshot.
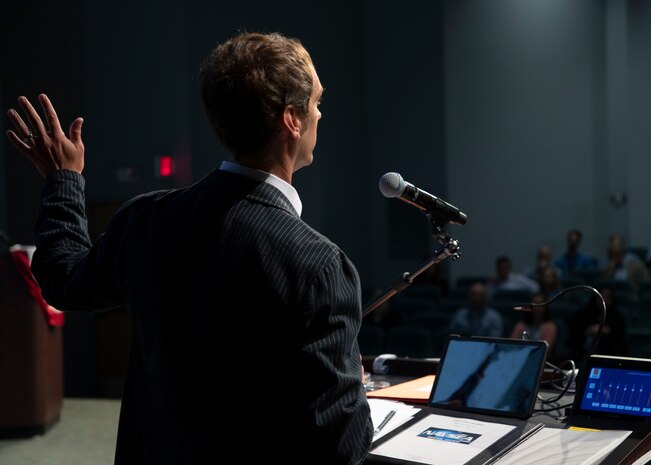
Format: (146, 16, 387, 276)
(491, 289, 533, 304)
(592, 277, 635, 294)
(397, 285, 441, 304)
(384, 326, 433, 358)
(455, 275, 488, 289)
(391, 299, 439, 324)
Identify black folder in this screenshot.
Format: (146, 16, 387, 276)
(365, 407, 543, 465)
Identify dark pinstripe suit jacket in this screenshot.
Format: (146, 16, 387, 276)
(32, 169, 373, 464)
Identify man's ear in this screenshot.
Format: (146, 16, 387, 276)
(282, 105, 302, 139)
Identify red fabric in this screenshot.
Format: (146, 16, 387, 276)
(10, 249, 64, 327)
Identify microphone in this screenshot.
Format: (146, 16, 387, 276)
(379, 172, 467, 225)
(513, 285, 607, 353)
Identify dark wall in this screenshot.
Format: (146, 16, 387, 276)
(444, 0, 605, 279)
(4, 1, 651, 284)
(1, 1, 446, 289)
(80, 0, 193, 203)
(182, 1, 371, 277)
(1, 1, 84, 245)
(627, 0, 651, 244)
(444, 0, 651, 281)
(3, 0, 651, 394)
(363, 0, 447, 286)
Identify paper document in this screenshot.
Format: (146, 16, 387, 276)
(494, 427, 631, 465)
(371, 412, 516, 465)
(368, 398, 420, 440)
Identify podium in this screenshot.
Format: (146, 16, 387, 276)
(0, 251, 63, 437)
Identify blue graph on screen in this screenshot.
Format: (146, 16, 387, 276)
(580, 366, 651, 417)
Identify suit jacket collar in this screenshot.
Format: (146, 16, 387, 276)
(200, 169, 300, 218)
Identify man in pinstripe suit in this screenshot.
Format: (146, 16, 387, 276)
(6, 32, 373, 464)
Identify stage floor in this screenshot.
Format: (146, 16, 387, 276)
(0, 398, 120, 465)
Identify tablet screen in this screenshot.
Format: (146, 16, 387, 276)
(574, 355, 651, 421)
(429, 336, 548, 419)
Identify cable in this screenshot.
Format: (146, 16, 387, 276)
(538, 359, 577, 406)
(519, 332, 577, 404)
(518, 330, 577, 419)
(514, 285, 607, 355)
(532, 402, 574, 421)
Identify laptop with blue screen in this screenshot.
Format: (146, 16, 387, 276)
(428, 335, 548, 420)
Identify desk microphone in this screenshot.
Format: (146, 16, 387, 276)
(379, 172, 467, 225)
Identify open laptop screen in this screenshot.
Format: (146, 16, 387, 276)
(429, 336, 548, 419)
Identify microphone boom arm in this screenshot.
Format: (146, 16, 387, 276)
(362, 224, 460, 318)
(514, 285, 606, 354)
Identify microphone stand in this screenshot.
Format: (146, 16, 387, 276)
(514, 285, 607, 356)
(362, 223, 461, 318)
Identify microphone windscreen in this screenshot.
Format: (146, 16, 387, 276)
(379, 172, 405, 198)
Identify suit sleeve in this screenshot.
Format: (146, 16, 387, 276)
(31, 170, 124, 312)
(299, 250, 373, 464)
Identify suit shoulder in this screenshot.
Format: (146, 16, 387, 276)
(226, 202, 344, 270)
(253, 204, 336, 250)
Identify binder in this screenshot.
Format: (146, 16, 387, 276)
(365, 407, 544, 465)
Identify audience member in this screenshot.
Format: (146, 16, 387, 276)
(567, 287, 628, 363)
(449, 282, 504, 337)
(525, 246, 562, 283)
(510, 292, 558, 355)
(538, 266, 563, 298)
(554, 229, 595, 278)
(599, 233, 650, 290)
(486, 255, 539, 300)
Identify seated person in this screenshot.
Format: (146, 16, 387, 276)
(525, 246, 563, 283)
(538, 265, 563, 298)
(510, 292, 558, 355)
(567, 287, 628, 363)
(599, 233, 649, 290)
(449, 282, 503, 337)
(486, 255, 539, 300)
(554, 229, 596, 278)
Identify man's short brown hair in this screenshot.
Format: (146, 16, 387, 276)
(200, 32, 314, 158)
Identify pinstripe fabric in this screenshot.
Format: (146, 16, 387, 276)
(32, 169, 373, 464)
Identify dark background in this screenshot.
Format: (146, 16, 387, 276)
(1, 0, 650, 396)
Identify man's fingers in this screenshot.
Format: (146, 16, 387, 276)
(69, 118, 84, 145)
(5, 130, 32, 153)
(38, 94, 64, 136)
(6, 108, 34, 138)
(18, 96, 48, 138)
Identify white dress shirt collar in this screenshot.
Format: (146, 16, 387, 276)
(219, 161, 302, 217)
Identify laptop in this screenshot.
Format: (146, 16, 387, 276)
(565, 354, 651, 431)
(428, 335, 549, 420)
(366, 335, 548, 464)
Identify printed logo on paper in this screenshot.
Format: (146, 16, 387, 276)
(417, 427, 481, 444)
